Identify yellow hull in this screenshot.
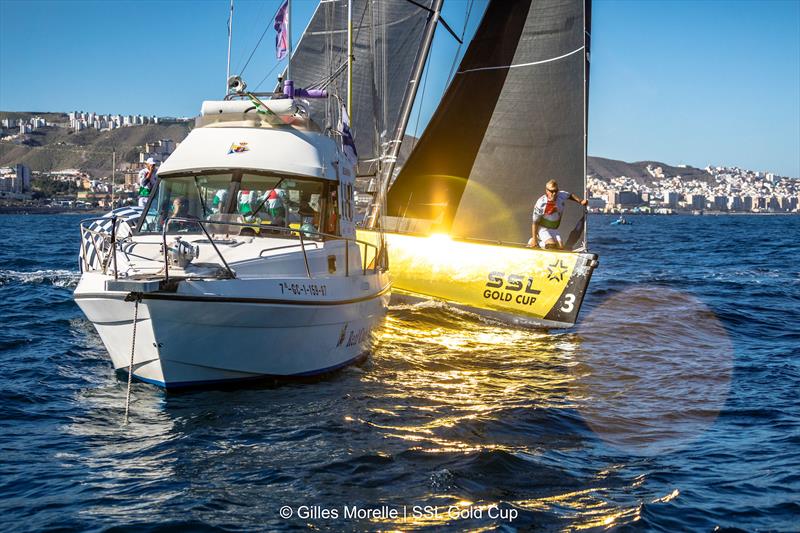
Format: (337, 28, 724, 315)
(356, 230, 597, 327)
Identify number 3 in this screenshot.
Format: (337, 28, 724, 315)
(560, 294, 575, 313)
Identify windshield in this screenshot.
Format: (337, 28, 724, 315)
(138, 172, 336, 237)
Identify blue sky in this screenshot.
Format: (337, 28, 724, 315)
(0, 0, 798, 176)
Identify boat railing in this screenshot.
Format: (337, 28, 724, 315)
(79, 216, 129, 276)
(79, 215, 385, 283)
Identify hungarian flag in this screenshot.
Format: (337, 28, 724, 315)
(339, 104, 358, 164)
(274, 0, 289, 60)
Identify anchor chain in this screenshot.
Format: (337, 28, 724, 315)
(123, 292, 143, 424)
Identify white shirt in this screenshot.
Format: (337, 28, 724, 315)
(532, 190, 571, 227)
(137, 167, 158, 192)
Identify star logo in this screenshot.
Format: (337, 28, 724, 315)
(547, 259, 568, 282)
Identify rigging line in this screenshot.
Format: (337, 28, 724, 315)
(239, 0, 285, 77)
(445, 0, 473, 86)
(233, 0, 273, 74)
(411, 48, 432, 152)
(457, 46, 585, 74)
(307, 61, 347, 90)
(352, 0, 370, 45)
(410, 0, 472, 148)
(305, 10, 421, 37)
(253, 60, 283, 91)
(239, 25, 272, 77)
(400, 0, 461, 43)
(436, 16, 462, 44)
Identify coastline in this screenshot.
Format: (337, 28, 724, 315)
(1, 207, 797, 217)
(595, 211, 798, 216)
(0, 206, 106, 215)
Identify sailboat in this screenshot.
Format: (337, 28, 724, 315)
(356, 0, 598, 328)
(71, 0, 442, 388)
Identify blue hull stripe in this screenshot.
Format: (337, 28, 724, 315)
(130, 352, 367, 390)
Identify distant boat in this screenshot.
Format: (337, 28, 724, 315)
(611, 217, 632, 225)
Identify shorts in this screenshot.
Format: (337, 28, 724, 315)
(537, 227, 562, 248)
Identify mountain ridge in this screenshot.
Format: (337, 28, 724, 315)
(2, 111, 714, 184)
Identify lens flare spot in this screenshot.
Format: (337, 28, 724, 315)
(573, 285, 733, 455)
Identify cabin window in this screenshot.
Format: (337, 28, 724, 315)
(198, 175, 237, 217)
(138, 172, 339, 238)
(139, 175, 221, 233)
(326, 187, 339, 234)
(343, 184, 353, 220)
(238, 174, 325, 235)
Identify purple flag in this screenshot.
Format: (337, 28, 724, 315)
(339, 104, 357, 164)
(274, 0, 289, 60)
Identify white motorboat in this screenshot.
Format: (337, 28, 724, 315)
(75, 97, 390, 389)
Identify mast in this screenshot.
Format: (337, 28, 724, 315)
(582, 0, 590, 250)
(366, 0, 444, 228)
(347, 0, 353, 112)
(226, 0, 234, 93)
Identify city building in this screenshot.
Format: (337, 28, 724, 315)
(687, 194, 706, 210)
(139, 139, 177, 164)
(664, 191, 679, 207)
(14, 164, 31, 194)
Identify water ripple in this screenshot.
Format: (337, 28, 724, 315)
(0, 214, 798, 531)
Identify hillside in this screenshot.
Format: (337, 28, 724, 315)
(587, 156, 713, 185)
(2, 110, 714, 184)
(0, 114, 192, 177)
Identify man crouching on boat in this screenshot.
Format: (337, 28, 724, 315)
(528, 179, 588, 249)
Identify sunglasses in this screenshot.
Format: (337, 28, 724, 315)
(546, 188, 558, 193)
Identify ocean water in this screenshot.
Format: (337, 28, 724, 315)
(1, 213, 798, 532)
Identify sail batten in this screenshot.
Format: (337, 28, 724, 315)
(457, 45, 584, 74)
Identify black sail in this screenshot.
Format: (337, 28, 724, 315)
(287, 0, 432, 177)
(387, 0, 590, 248)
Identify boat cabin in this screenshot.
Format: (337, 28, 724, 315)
(138, 99, 357, 241)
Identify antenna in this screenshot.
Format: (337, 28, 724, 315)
(226, 0, 234, 94)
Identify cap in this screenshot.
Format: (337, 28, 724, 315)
(145, 157, 159, 165)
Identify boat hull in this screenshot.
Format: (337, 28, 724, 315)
(75, 274, 390, 389)
(357, 230, 597, 328)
